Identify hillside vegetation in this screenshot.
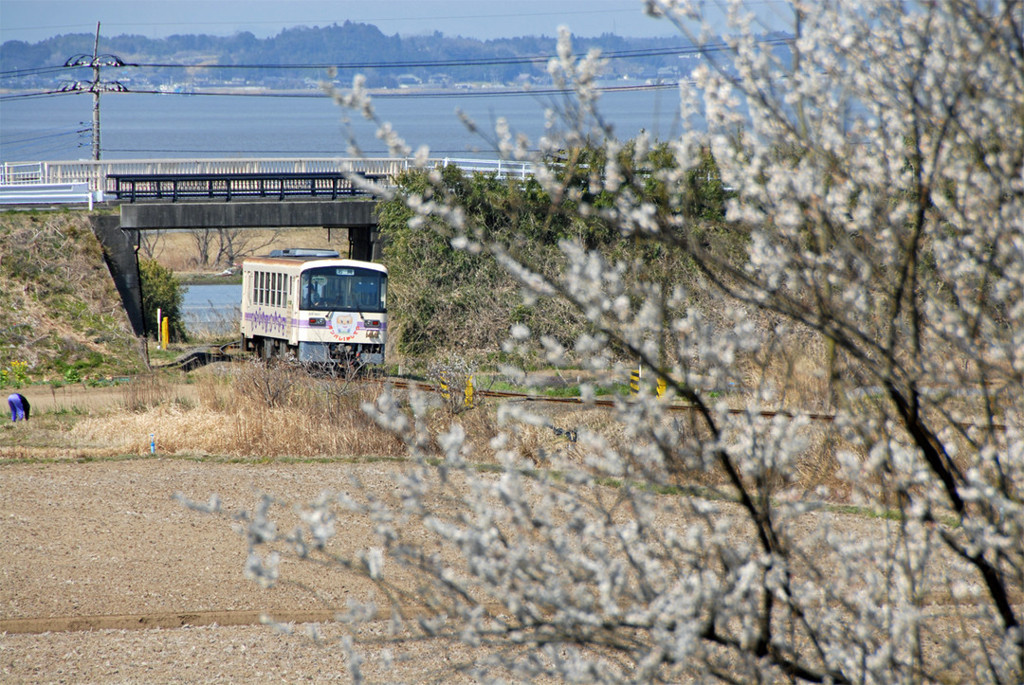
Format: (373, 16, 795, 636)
(0, 211, 145, 382)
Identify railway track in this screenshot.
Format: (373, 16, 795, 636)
(163, 345, 1008, 432)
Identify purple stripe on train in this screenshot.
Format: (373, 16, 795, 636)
(244, 309, 288, 335)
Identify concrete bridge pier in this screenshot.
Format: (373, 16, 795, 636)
(91, 215, 146, 337)
(347, 226, 382, 261)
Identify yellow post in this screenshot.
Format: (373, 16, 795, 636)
(161, 317, 170, 349)
(630, 367, 641, 394)
(464, 376, 474, 408)
(656, 377, 667, 398)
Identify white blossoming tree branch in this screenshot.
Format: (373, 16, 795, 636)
(185, 1, 1023, 682)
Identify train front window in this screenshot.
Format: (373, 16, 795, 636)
(300, 267, 387, 311)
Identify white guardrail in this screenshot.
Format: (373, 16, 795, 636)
(0, 157, 534, 207)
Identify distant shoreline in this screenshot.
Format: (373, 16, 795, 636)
(0, 77, 664, 99)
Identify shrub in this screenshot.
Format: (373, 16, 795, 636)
(139, 258, 186, 342)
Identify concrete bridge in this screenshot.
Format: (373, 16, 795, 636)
(1, 157, 533, 338)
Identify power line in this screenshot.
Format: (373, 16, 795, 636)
(123, 40, 777, 71)
(0, 65, 72, 78)
(2, 128, 89, 146)
(1, 36, 789, 82)
(0, 90, 84, 101)
(0, 129, 90, 158)
(1, 79, 686, 104)
(94, 81, 684, 100)
(1, 77, 687, 103)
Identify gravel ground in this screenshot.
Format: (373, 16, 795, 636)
(0, 459, 478, 683)
(0, 436, 985, 683)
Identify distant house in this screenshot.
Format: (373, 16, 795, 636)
(396, 74, 423, 89)
(427, 73, 453, 88)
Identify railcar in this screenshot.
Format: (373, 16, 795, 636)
(240, 249, 387, 367)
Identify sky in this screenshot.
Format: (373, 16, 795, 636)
(0, 0, 792, 43)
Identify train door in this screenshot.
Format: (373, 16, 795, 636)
(284, 274, 294, 344)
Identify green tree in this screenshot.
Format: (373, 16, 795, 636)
(139, 258, 186, 342)
(378, 144, 735, 357)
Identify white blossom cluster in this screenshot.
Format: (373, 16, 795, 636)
(210, 1, 1023, 682)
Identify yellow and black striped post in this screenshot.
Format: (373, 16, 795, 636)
(439, 375, 450, 400)
(630, 366, 641, 395)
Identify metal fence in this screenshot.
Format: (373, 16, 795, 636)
(1, 157, 534, 192)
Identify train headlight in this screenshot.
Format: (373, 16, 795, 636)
(367, 330, 380, 339)
(308, 317, 326, 326)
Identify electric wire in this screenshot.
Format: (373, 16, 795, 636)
(0, 64, 72, 78)
(2, 128, 89, 146)
(0, 90, 85, 101)
(1, 78, 686, 103)
(1, 35, 788, 82)
(123, 40, 770, 70)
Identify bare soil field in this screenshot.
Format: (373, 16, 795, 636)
(0, 457, 479, 683)
(0, 370, 481, 682)
(0, 377, 990, 683)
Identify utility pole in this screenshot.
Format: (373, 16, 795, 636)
(91, 22, 101, 160)
(62, 25, 126, 160)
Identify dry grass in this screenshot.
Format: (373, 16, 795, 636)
(145, 228, 347, 273)
(56, 350, 869, 501)
(121, 373, 183, 412)
(70, 362, 407, 459)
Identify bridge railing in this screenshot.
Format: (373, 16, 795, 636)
(108, 171, 388, 202)
(3, 157, 535, 194)
(438, 158, 534, 179)
(1, 162, 45, 185)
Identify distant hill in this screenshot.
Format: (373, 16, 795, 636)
(0, 22, 785, 92)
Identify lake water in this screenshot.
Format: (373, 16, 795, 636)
(182, 284, 242, 337)
(1, 86, 690, 161)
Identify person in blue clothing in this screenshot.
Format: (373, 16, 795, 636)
(8, 393, 30, 422)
